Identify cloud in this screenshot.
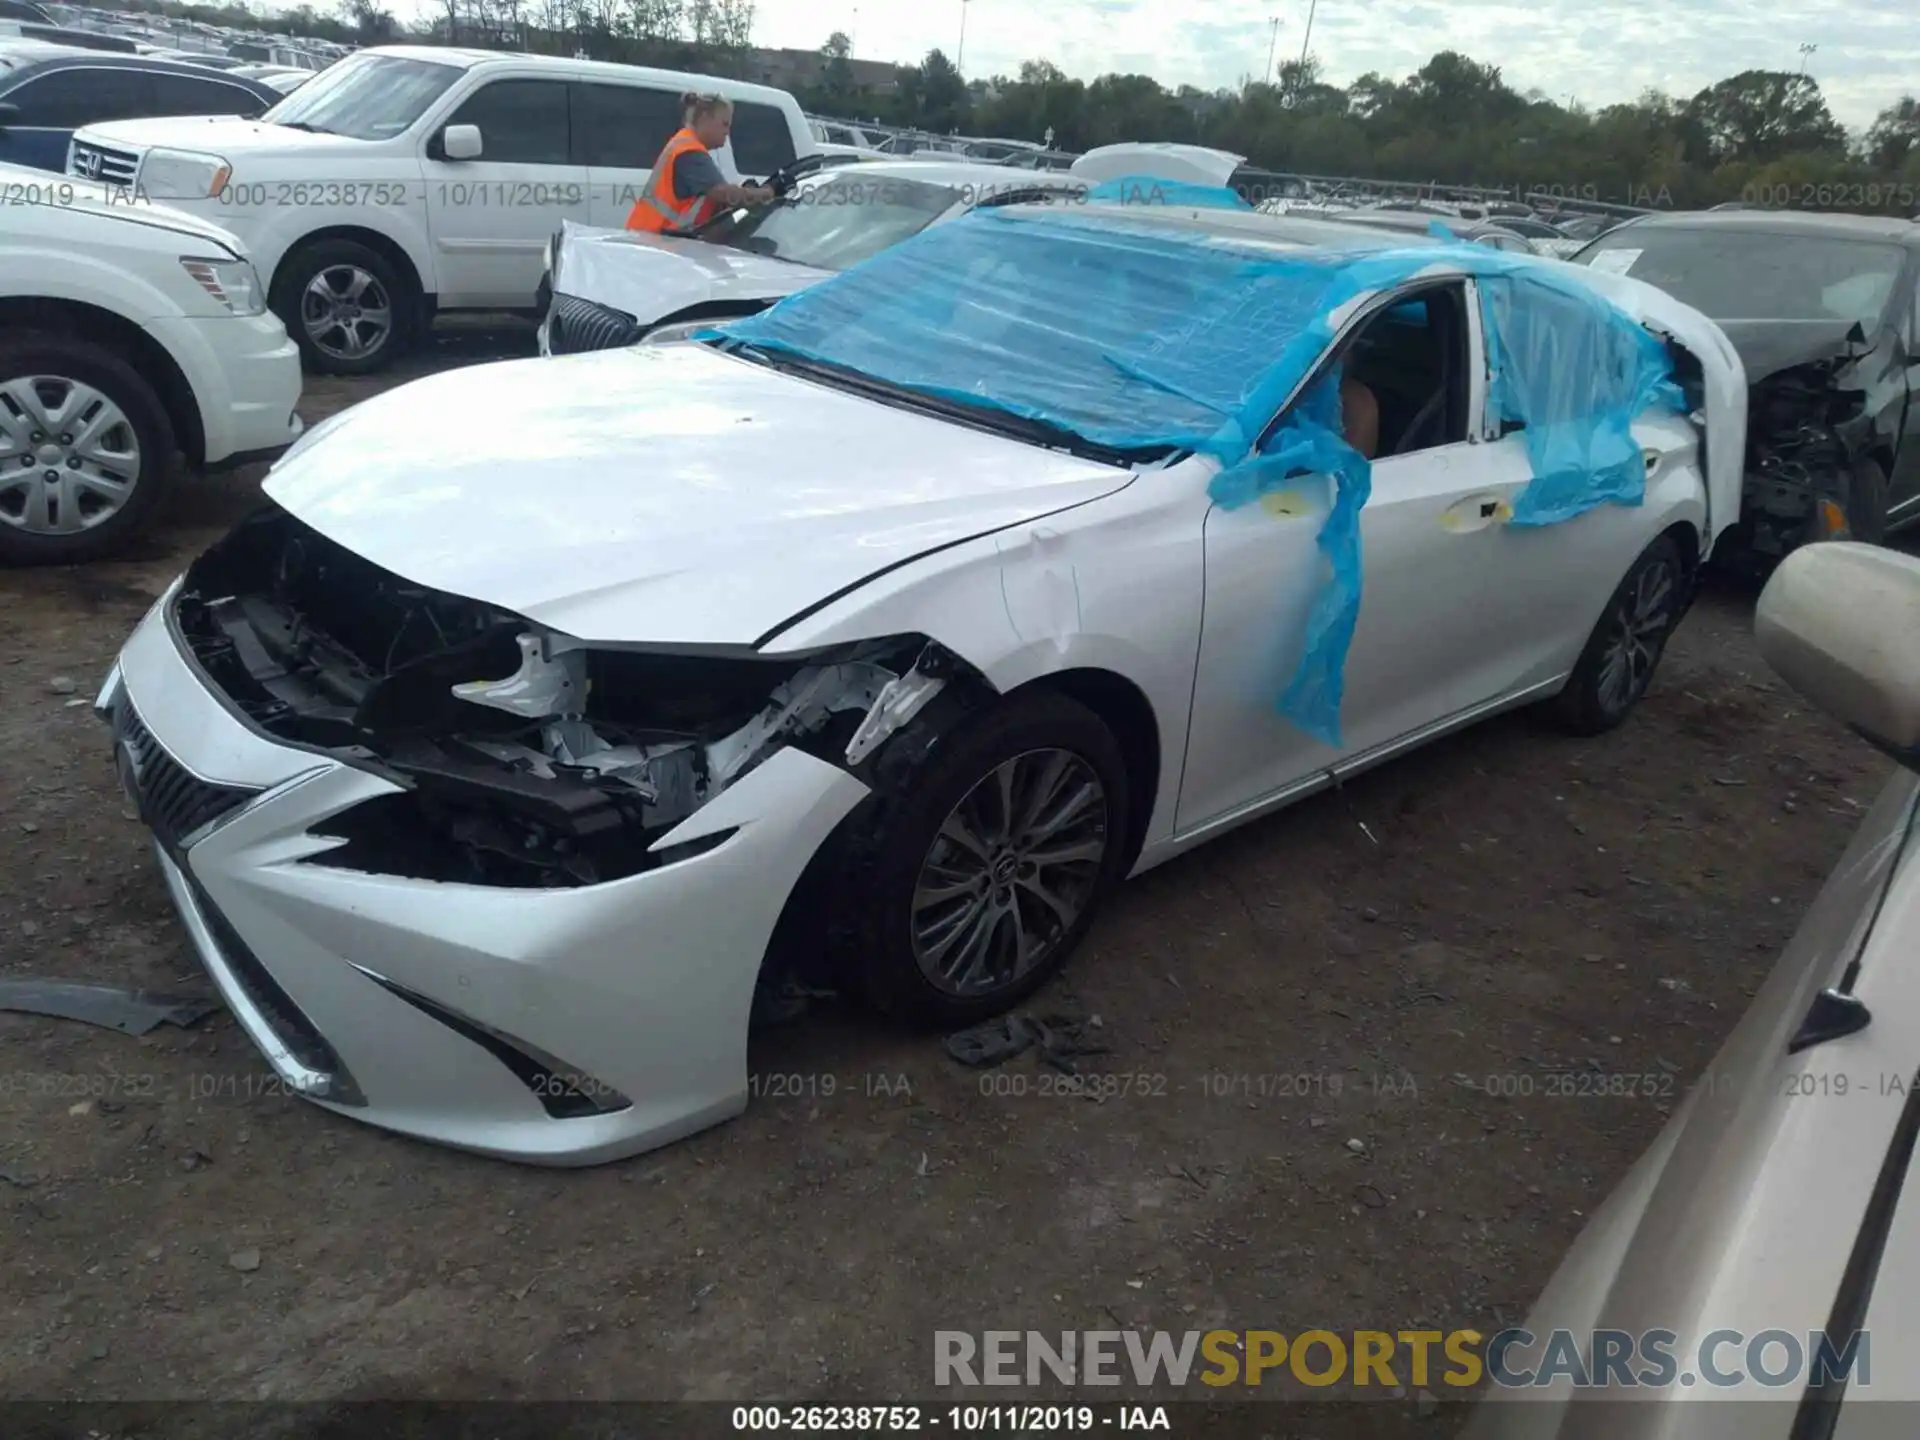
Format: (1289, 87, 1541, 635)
(390, 0, 1913, 129)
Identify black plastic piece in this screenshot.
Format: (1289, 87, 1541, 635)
(1788, 988, 1873, 1055)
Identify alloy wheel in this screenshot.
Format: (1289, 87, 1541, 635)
(910, 748, 1110, 998)
(301, 264, 393, 362)
(0, 375, 141, 535)
(1595, 556, 1676, 716)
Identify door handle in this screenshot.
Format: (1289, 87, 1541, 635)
(1440, 493, 1512, 533)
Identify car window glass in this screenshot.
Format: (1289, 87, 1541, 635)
(445, 79, 570, 165)
(1276, 283, 1468, 463)
(697, 176, 960, 270)
(150, 72, 265, 117)
(9, 67, 153, 127)
(730, 100, 795, 175)
(570, 82, 677, 168)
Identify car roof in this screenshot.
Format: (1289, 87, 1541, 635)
(359, 43, 801, 108)
(801, 158, 1084, 190)
(0, 43, 278, 84)
(1616, 209, 1920, 245)
(1006, 200, 1444, 257)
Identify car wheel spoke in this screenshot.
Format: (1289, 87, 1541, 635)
(912, 746, 1110, 998)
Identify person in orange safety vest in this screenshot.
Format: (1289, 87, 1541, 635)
(626, 91, 777, 233)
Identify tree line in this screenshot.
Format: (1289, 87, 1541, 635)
(105, 0, 1920, 213)
(810, 42, 1920, 213)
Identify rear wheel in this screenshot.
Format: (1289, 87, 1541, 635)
(0, 336, 174, 566)
(1550, 533, 1685, 735)
(838, 688, 1132, 1029)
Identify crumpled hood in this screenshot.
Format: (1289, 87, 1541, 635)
(551, 221, 832, 327)
(1715, 318, 1873, 384)
(263, 343, 1133, 647)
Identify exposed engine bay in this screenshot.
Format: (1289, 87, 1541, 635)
(171, 506, 960, 888)
(1739, 350, 1871, 558)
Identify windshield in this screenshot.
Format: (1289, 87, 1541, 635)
(695, 176, 961, 271)
(1579, 228, 1908, 327)
(262, 53, 462, 140)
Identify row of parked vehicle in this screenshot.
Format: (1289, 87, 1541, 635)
(5, 36, 1918, 574)
(10, 35, 1920, 1415)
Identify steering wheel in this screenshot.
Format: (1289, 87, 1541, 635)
(1394, 388, 1448, 456)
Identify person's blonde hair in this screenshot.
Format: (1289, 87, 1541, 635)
(681, 91, 733, 125)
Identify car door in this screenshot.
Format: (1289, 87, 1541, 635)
(1177, 279, 1544, 832)
(421, 76, 590, 309)
(0, 65, 154, 173)
(569, 79, 681, 229)
(148, 69, 270, 118)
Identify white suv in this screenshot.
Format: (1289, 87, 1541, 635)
(0, 163, 302, 564)
(66, 45, 816, 374)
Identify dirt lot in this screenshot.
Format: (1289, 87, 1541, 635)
(0, 327, 1894, 1425)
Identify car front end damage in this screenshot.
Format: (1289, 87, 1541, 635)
(1728, 321, 1903, 560)
(1741, 355, 1873, 556)
(100, 503, 968, 1165)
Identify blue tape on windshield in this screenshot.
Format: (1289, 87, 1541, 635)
(718, 209, 1683, 749)
(1084, 177, 1253, 210)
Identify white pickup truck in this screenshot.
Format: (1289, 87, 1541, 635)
(66, 45, 816, 374)
(0, 164, 302, 564)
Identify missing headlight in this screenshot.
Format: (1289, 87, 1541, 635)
(177, 505, 966, 889)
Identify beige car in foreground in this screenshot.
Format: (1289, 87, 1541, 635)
(1468, 542, 1920, 1440)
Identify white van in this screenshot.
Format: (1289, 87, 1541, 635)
(66, 45, 817, 373)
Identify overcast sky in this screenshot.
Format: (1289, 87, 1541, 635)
(394, 0, 1914, 132)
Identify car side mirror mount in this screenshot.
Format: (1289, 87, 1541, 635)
(1755, 542, 1920, 773)
(439, 123, 482, 162)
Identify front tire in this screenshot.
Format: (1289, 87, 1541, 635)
(839, 688, 1132, 1029)
(0, 336, 175, 567)
(1844, 456, 1890, 544)
(273, 238, 410, 375)
(1550, 533, 1685, 736)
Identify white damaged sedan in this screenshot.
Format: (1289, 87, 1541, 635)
(99, 201, 1746, 1165)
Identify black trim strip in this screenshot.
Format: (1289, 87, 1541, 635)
(1790, 1065, 1920, 1436)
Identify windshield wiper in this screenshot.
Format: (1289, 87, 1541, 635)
(275, 120, 334, 134)
(731, 345, 1164, 466)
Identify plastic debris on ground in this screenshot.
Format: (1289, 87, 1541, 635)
(0, 979, 219, 1036)
(716, 205, 1687, 747)
(945, 1012, 1112, 1073)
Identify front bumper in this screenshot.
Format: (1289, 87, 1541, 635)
(101, 590, 868, 1165)
(144, 313, 303, 468)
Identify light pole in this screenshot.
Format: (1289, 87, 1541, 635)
(1298, 0, 1317, 70)
(957, 0, 969, 72)
(1797, 42, 1816, 75)
(850, 7, 857, 56)
(1266, 16, 1279, 84)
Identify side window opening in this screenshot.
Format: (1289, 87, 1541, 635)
(1337, 282, 1472, 460)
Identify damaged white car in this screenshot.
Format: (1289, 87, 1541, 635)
(99, 200, 1745, 1165)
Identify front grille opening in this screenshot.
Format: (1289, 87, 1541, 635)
(362, 973, 631, 1120)
(547, 293, 641, 354)
(112, 693, 258, 850)
(67, 141, 140, 186)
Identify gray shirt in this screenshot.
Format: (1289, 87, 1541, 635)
(671, 147, 724, 203)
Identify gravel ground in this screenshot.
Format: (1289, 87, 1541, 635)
(0, 325, 1893, 1428)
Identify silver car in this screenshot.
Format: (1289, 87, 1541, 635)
(1467, 540, 1920, 1435)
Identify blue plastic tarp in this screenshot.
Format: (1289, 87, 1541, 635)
(714, 206, 1683, 748)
